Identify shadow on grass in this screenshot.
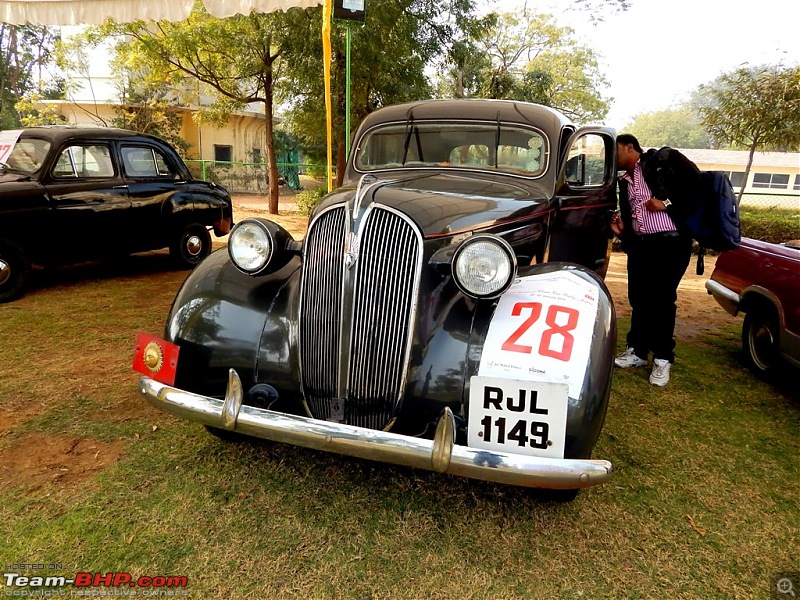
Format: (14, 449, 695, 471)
(21, 249, 195, 298)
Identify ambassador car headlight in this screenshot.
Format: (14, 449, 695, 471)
(228, 219, 273, 274)
(452, 235, 517, 298)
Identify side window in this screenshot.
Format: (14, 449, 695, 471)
(565, 133, 609, 187)
(121, 146, 175, 178)
(52, 145, 114, 179)
(154, 150, 175, 177)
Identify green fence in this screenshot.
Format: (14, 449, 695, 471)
(738, 192, 799, 210)
(186, 159, 325, 194)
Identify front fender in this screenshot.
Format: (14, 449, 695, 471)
(166, 248, 300, 397)
(466, 262, 616, 459)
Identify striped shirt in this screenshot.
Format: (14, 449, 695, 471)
(621, 161, 677, 234)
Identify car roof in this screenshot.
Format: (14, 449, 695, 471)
(15, 126, 165, 145)
(357, 99, 573, 131)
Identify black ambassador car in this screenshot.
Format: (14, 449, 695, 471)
(135, 99, 618, 498)
(0, 126, 233, 302)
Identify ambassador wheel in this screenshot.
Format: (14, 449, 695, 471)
(170, 223, 211, 269)
(0, 241, 31, 303)
(742, 308, 780, 374)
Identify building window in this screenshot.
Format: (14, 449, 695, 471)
(214, 145, 233, 163)
(752, 172, 790, 189)
(251, 148, 262, 164)
(728, 171, 745, 189)
(794, 174, 800, 191)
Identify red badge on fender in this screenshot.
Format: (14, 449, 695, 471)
(132, 331, 180, 386)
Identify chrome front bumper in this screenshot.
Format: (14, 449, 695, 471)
(140, 370, 613, 490)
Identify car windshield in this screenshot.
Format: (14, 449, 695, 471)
(355, 121, 548, 177)
(5, 137, 51, 174)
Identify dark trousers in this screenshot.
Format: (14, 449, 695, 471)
(624, 232, 692, 363)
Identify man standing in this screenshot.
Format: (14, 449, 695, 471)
(610, 134, 700, 386)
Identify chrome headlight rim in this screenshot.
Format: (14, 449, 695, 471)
(228, 219, 274, 275)
(452, 234, 517, 299)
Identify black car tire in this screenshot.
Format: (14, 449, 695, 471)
(742, 307, 780, 374)
(0, 240, 31, 303)
(170, 223, 212, 269)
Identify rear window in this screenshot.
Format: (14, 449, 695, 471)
(355, 122, 548, 177)
(6, 138, 50, 174)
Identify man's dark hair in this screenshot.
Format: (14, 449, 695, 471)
(616, 133, 644, 153)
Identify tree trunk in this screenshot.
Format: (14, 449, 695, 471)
(740, 135, 760, 205)
(263, 77, 280, 215)
(335, 140, 346, 188)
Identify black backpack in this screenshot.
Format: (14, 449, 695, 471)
(643, 148, 742, 274)
(684, 170, 742, 274)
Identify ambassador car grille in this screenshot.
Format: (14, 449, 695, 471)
(300, 205, 422, 430)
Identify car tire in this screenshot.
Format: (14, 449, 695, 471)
(0, 240, 31, 303)
(742, 307, 780, 374)
(170, 223, 211, 269)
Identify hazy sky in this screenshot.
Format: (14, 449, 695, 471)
(490, 0, 800, 128)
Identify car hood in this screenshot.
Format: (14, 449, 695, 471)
(317, 172, 554, 238)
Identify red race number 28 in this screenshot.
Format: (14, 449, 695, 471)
(500, 302, 579, 362)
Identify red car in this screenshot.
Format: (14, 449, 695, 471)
(706, 237, 800, 374)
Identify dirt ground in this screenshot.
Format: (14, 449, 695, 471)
(0, 193, 738, 493)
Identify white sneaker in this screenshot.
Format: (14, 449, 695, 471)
(649, 359, 671, 386)
(615, 348, 647, 368)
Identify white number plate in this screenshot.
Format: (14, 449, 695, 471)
(467, 376, 569, 459)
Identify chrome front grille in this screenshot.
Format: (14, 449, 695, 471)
(299, 204, 422, 430)
(300, 206, 346, 419)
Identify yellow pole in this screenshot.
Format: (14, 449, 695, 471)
(322, 0, 333, 192)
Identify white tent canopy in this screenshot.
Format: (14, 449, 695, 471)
(0, 0, 323, 25)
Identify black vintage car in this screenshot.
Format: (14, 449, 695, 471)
(0, 126, 233, 302)
(135, 99, 618, 498)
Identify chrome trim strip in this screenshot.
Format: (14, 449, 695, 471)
(141, 374, 613, 490)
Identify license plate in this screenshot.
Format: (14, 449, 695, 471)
(467, 376, 569, 459)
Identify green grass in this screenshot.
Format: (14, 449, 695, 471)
(0, 258, 798, 599)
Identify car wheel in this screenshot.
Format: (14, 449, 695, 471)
(742, 308, 780, 374)
(0, 241, 31, 303)
(170, 223, 211, 269)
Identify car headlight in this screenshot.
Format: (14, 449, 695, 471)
(452, 235, 517, 298)
(228, 219, 273, 274)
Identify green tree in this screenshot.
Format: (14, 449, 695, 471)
(0, 24, 62, 129)
(438, 10, 611, 123)
(282, 0, 480, 186)
(102, 4, 307, 214)
(697, 64, 800, 201)
(623, 105, 711, 149)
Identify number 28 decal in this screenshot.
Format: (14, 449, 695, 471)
(500, 302, 579, 362)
